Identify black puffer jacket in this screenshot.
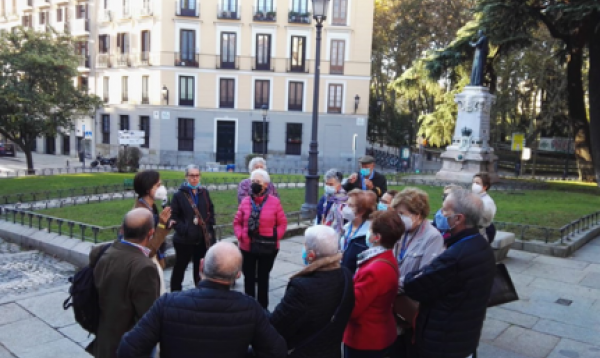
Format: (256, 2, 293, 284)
(270, 257, 354, 358)
(170, 184, 215, 246)
(404, 228, 496, 358)
(117, 280, 287, 358)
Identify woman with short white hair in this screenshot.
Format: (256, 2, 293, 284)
(234, 169, 287, 308)
(270, 225, 355, 358)
(237, 157, 279, 204)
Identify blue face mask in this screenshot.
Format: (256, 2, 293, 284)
(365, 231, 374, 248)
(302, 246, 309, 266)
(377, 202, 387, 211)
(187, 182, 201, 190)
(434, 210, 451, 231)
(360, 168, 371, 177)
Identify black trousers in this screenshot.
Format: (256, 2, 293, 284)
(241, 249, 278, 309)
(344, 345, 390, 358)
(388, 332, 415, 358)
(170, 242, 207, 292)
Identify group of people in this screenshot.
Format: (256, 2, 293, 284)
(86, 155, 498, 358)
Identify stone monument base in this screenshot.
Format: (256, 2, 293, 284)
(436, 146, 499, 183)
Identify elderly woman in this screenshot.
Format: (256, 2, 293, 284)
(238, 157, 279, 204)
(132, 170, 172, 295)
(270, 225, 355, 358)
(169, 165, 216, 292)
(389, 187, 445, 357)
(473, 172, 497, 243)
(343, 211, 404, 358)
(316, 169, 348, 234)
(234, 169, 287, 308)
(432, 184, 462, 239)
(340, 189, 377, 275)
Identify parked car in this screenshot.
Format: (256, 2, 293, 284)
(0, 143, 16, 157)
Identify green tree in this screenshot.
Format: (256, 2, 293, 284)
(0, 28, 102, 174)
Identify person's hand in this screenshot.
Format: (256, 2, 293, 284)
(364, 179, 374, 190)
(159, 207, 172, 225)
(348, 173, 358, 184)
(168, 220, 176, 229)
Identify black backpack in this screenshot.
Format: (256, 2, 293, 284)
(63, 244, 111, 334)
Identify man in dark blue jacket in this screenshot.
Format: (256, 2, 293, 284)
(117, 242, 287, 358)
(404, 189, 496, 358)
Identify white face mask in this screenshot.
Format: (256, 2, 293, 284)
(472, 183, 484, 194)
(342, 206, 355, 221)
(400, 214, 413, 232)
(153, 185, 168, 201)
(324, 185, 336, 196)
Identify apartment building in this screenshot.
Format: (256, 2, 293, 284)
(0, 0, 95, 158)
(1, 0, 375, 169)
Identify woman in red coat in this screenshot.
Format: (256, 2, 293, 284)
(234, 169, 287, 309)
(344, 210, 405, 358)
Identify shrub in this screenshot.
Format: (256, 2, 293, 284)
(117, 147, 141, 173)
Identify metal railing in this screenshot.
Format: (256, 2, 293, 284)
(217, 4, 241, 19)
(288, 11, 311, 24)
(252, 57, 275, 71)
(176, 0, 200, 17)
(115, 53, 132, 67)
(253, 6, 276, 22)
(287, 59, 310, 73)
(174, 52, 199, 67)
(97, 53, 112, 68)
(216, 55, 239, 70)
(559, 211, 600, 243)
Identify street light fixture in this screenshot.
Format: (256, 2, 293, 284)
(354, 94, 360, 114)
(161, 85, 169, 105)
(261, 104, 268, 157)
(301, 0, 330, 218)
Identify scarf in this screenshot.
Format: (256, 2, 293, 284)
(290, 253, 343, 279)
(357, 246, 389, 266)
(248, 194, 268, 234)
(323, 190, 348, 234)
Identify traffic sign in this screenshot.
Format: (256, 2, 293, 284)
(119, 138, 145, 146)
(511, 133, 525, 151)
(118, 130, 145, 138)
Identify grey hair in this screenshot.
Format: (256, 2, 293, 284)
(203, 245, 242, 283)
(304, 225, 339, 258)
(185, 164, 200, 176)
(248, 157, 267, 172)
(250, 169, 271, 183)
(324, 169, 342, 183)
(447, 189, 483, 228)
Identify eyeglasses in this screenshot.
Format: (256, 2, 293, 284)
(187, 174, 200, 178)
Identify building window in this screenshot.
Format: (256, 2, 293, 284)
(252, 121, 269, 154)
(39, 11, 47, 25)
(220, 0, 238, 13)
(121, 76, 128, 102)
(101, 115, 110, 144)
(254, 80, 270, 109)
(119, 115, 130, 131)
(288, 81, 303, 111)
(286, 123, 302, 155)
(142, 76, 149, 104)
(332, 0, 348, 25)
(290, 36, 306, 72)
(178, 118, 194, 151)
(77, 76, 88, 92)
(177, 29, 196, 66)
(179, 76, 194, 106)
(178, 0, 197, 16)
(99, 35, 110, 53)
(220, 32, 237, 69)
(21, 14, 32, 28)
(255, 34, 272, 71)
(139, 116, 150, 148)
(330, 40, 345, 74)
(76, 4, 87, 19)
(219, 78, 235, 108)
(290, 0, 308, 13)
(103, 77, 109, 103)
(328, 84, 343, 113)
(117, 33, 129, 53)
(56, 7, 63, 22)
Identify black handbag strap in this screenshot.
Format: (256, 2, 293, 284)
(288, 269, 350, 355)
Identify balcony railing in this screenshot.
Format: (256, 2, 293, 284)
(252, 57, 274, 71)
(253, 6, 276, 22)
(287, 59, 309, 73)
(216, 55, 239, 70)
(138, 52, 154, 66)
(141, 96, 149, 105)
(138, 4, 153, 17)
(217, 4, 241, 20)
(174, 52, 199, 67)
(176, 0, 199, 17)
(97, 54, 112, 68)
(77, 55, 90, 69)
(115, 53, 132, 67)
(100, 9, 113, 22)
(120, 6, 132, 19)
(288, 11, 311, 24)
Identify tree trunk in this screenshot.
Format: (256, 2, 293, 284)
(566, 46, 595, 181)
(24, 147, 35, 175)
(588, 11, 600, 185)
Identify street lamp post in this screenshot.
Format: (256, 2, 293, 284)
(261, 105, 268, 157)
(301, 0, 330, 218)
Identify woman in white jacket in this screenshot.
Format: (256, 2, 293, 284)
(473, 172, 497, 243)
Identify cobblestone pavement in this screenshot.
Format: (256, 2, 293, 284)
(0, 236, 599, 358)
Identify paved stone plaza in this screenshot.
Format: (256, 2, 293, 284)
(0, 235, 599, 358)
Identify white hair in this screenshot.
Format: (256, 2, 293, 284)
(324, 169, 342, 183)
(447, 189, 484, 228)
(305, 225, 339, 258)
(248, 157, 267, 172)
(185, 164, 200, 176)
(250, 169, 271, 183)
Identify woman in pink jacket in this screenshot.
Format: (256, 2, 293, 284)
(234, 169, 287, 308)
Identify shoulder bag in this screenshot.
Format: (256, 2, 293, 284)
(487, 263, 519, 307)
(374, 258, 419, 329)
(183, 191, 213, 249)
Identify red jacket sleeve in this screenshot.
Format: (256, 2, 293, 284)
(351, 267, 379, 319)
(234, 199, 247, 241)
(274, 198, 287, 240)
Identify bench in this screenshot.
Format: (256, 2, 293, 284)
(124, 179, 134, 190)
(491, 231, 516, 262)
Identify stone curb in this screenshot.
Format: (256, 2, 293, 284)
(510, 226, 600, 257)
(0, 221, 310, 269)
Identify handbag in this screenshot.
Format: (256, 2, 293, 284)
(373, 259, 418, 329)
(183, 191, 213, 249)
(487, 263, 519, 307)
(249, 226, 278, 256)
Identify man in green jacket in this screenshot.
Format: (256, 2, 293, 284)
(87, 208, 160, 358)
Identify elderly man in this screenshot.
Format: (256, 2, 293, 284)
(270, 225, 355, 358)
(88, 208, 160, 358)
(343, 155, 387, 200)
(403, 189, 496, 358)
(117, 242, 287, 358)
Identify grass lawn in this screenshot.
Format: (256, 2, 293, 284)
(34, 185, 600, 242)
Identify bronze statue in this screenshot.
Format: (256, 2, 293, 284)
(469, 30, 489, 86)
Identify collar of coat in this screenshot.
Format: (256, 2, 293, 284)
(445, 227, 480, 248)
(291, 253, 343, 279)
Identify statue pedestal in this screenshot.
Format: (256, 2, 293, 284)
(436, 86, 499, 183)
